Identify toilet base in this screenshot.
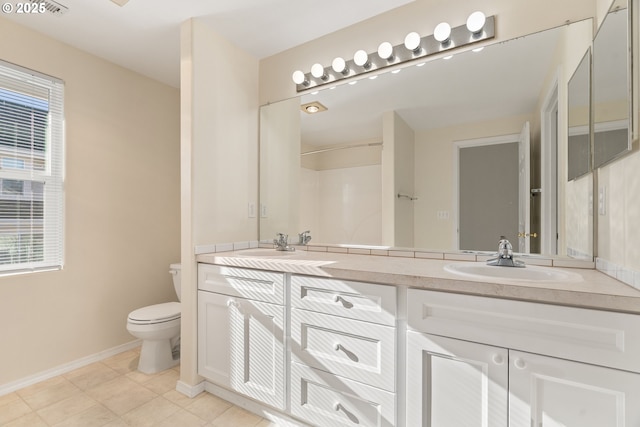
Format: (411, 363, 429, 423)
(137, 338, 180, 374)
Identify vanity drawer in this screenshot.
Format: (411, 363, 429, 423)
(291, 275, 396, 326)
(291, 308, 395, 392)
(198, 264, 284, 305)
(291, 363, 395, 427)
(407, 289, 640, 373)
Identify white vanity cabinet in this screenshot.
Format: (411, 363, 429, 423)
(197, 264, 286, 410)
(290, 275, 397, 427)
(407, 289, 640, 427)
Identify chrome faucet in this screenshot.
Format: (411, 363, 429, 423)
(273, 233, 295, 251)
(486, 236, 524, 267)
(298, 230, 312, 245)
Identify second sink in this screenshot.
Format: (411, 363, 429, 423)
(444, 262, 582, 283)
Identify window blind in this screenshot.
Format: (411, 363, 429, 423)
(0, 60, 64, 274)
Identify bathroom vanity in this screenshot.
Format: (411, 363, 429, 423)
(195, 248, 640, 427)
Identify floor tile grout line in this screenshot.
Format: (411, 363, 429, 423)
(4, 347, 274, 427)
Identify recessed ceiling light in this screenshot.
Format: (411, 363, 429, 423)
(300, 101, 327, 114)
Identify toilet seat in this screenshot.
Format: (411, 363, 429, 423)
(128, 302, 180, 325)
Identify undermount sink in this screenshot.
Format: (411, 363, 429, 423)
(444, 262, 582, 283)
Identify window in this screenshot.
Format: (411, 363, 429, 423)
(0, 61, 64, 274)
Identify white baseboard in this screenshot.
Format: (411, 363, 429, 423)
(204, 381, 310, 427)
(0, 340, 141, 397)
(175, 380, 205, 398)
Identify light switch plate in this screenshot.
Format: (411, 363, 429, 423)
(598, 186, 606, 215)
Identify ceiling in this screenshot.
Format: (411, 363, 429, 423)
(3, 0, 414, 88)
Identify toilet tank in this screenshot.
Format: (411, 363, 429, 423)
(170, 263, 181, 301)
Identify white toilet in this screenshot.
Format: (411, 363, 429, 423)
(126, 263, 181, 374)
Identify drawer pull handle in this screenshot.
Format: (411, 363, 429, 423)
(333, 343, 360, 362)
(492, 354, 504, 365)
(514, 358, 527, 370)
(333, 295, 354, 309)
(333, 402, 359, 423)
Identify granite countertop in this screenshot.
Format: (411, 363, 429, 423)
(196, 248, 640, 314)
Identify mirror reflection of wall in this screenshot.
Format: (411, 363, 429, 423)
(259, 19, 595, 258)
(593, 5, 631, 168)
(568, 50, 591, 181)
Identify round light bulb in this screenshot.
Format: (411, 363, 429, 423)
(311, 63, 326, 79)
(434, 22, 452, 43)
(404, 31, 421, 52)
(292, 70, 306, 85)
(332, 57, 347, 74)
(305, 105, 319, 113)
(466, 11, 486, 34)
(377, 42, 394, 60)
(354, 49, 369, 68)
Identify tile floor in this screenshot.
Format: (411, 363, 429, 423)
(0, 348, 276, 427)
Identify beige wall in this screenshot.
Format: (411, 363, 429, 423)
(385, 112, 415, 248)
(0, 17, 180, 386)
(260, 98, 300, 239)
(180, 18, 260, 387)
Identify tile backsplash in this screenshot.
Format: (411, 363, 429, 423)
(196, 240, 598, 270)
(596, 258, 640, 291)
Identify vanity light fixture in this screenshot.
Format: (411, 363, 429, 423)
(291, 12, 495, 91)
(354, 49, 371, 69)
(292, 70, 309, 86)
(466, 11, 487, 35)
(332, 57, 349, 75)
(378, 42, 395, 61)
(311, 63, 328, 80)
(434, 22, 452, 44)
(404, 31, 422, 53)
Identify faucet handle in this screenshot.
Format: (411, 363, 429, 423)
(298, 230, 312, 245)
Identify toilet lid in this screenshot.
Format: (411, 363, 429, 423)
(128, 302, 181, 324)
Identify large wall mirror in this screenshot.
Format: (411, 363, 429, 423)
(259, 19, 597, 258)
(593, 1, 632, 168)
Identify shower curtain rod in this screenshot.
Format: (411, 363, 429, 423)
(301, 141, 382, 156)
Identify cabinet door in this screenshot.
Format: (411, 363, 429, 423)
(407, 332, 508, 427)
(197, 291, 285, 410)
(198, 291, 231, 387)
(509, 350, 640, 427)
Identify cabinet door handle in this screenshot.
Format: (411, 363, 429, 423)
(226, 299, 238, 308)
(513, 358, 527, 370)
(492, 354, 504, 365)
